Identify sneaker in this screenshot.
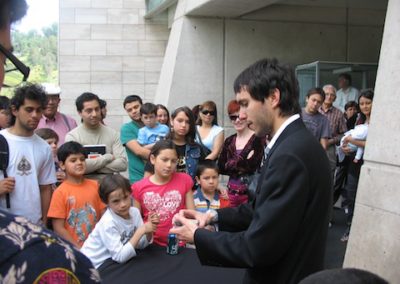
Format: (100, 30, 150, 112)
(341, 229, 350, 242)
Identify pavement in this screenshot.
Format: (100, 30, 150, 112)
(324, 207, 348, 269)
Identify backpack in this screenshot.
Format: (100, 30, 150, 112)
(0, 133, 10, 208)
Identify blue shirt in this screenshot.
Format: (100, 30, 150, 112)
(137, 123, 169, 145)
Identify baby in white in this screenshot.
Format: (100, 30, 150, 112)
(337, 124, 368, 163)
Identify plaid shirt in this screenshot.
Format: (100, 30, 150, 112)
(319, 105, 347, 145)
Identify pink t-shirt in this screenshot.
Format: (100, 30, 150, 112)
(132, 172, 193, 246)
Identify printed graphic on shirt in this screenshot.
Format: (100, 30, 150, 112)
(67, 202, 98, 243)
(120, 228, 135, 245)
(17, 156, 32, 176)
(143, 190, 182, 222)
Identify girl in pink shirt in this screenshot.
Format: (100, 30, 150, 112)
(132, 140, 195, 246)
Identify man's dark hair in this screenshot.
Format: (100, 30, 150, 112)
(0, 96, 10, 110)
(75, 92, 100, 112)
(0, 0, 28, 28)
(123, 95, 142, 108)
(140, 102, 157, 116)
(99, 174, 131, 204)
(9, 83, 47, 126)
(196, 159, 219, 177)
(339, 73, 352, 85)
(57, 141, 86, 163)
(99, 99, 107, 108)
(306, 87, 326, 101)
(233, 58, 300, 117)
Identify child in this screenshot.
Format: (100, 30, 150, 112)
(47, 141, 106, 248)
(137, 103, 169, 149)
(344, 100, 358, 130)
(132, 139, 195, 246)
(337, 124, 368, 163)
(35, 128, 65, 184)
(81, 174, 159, 269)
(194, 160, 230, 212)
(0, 96, 10, 129)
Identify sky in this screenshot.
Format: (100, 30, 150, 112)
(14, 0, 59, 33)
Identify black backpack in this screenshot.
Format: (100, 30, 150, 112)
(0, 133, 10, 208)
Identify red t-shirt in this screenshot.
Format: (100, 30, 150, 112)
(132, 172, 193, 246)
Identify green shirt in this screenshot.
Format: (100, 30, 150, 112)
(120, 121, 144, 184)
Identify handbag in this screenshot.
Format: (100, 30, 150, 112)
(196, 130, 212, 158)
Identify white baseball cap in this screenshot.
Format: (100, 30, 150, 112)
(42, 83, 61, 95)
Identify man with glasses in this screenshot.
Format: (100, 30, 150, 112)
(0, 1, 100, 282)
(37, 83, 77, 145)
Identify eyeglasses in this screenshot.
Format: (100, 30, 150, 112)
(229, 115, 240, 122)
(201, 110, 215, 116)
(0, 43, 30, 88)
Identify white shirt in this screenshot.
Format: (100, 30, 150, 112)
(81, 207, 151, 269)
(0, 129, 56, 224)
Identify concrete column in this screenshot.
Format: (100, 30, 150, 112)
(343, 0, 400, 282)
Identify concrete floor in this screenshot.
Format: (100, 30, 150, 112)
(324, 207, 348, 269)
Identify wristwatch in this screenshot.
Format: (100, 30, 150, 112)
(207, 209, 218, 225)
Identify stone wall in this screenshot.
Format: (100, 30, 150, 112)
(59, 0, 170, 130)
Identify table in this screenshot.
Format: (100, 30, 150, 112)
(99, 244, 245, 284)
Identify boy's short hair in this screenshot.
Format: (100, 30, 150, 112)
(35, 128, 59, 142)
(140, 102, 157, 116)
(196, 160, 219, 177)
(57, 141, 86, 163)
(0, 96, 10, 110)
(99, 174, 131, 204)
(306, 87, 325, 101)
(344, 100, 358, 111)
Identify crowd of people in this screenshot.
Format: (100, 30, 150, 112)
(0, 0, 381, 283)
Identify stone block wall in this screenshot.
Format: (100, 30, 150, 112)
(59, 0, 170, 131)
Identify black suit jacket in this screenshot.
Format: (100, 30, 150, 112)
(194, 118, 332, 284)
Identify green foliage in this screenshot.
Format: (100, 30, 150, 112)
(1, 23, 58, 97)
(11, 23, 58, 84)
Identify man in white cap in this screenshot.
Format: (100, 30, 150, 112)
(37, 83, 77, 145)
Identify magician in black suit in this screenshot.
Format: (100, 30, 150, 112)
(171, 58, 332, 284)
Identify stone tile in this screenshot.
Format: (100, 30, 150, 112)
(60, 84, 91, 101)
(107, 41, 138, 56)
(60, 72, 91, 84)
(145, 72, 160, 84)
(92, 0, 123, 8)
(59, 40, 75, 56)
(122, 25, 145, 40)
(75, 8, 107, 24)
(145, 57, 163, 72)
(123, 57, 145, 71)
(60, 24, 91, 40)
(92, 24, 123, 40)
(145, 24, 170, 40)
(91, 84, 123, 99)
(123, 72, 145, 84)
(91, 71, 123, 84)
(91, 56, 123, 71)
(60, 8, 75, 24)
(344, 204, 400, 283)
(122, 84, 145, 96)
(59, 56, 91, 71)
(108, 9, 139, 25)
(75, 40, 107, 55)
(145, 84, 157, 101)
(60, 0, 90, 8)
(356, 163, 400, 215)
(138, 41, 167, 56)
(123, 0, 146, 9)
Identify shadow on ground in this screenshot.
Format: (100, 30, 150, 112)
(324, 207, 348, 269)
